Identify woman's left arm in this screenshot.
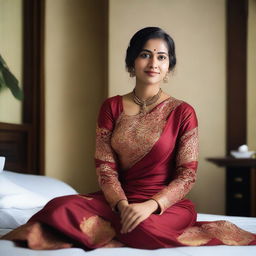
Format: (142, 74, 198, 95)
(151, 104, 199, 215)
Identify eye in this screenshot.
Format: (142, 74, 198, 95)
(158, 55, 167, 61)
(139, 53, 151, 58)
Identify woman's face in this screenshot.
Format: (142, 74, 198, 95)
(134, 38, 169, 86)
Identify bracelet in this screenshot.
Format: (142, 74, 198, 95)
(148, 198, 160, 214)
(114, 199, 128, 212)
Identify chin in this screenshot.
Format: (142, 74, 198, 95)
(146, 79, 162, 85)
(137, 77, 162, 86)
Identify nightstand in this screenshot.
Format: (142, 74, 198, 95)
(206, 157, 256, 217)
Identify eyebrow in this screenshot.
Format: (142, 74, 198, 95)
(141, 49, 168, 55)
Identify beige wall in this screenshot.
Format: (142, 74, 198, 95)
(109, 0, 226, 214)
(44, 0, 106, 193)
(248, 0, 256, 151)
(0, 0, 22, 124)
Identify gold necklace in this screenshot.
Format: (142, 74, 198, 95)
(132, 88, 162, 113)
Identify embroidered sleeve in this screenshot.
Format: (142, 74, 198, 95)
(151, 105, 199, 214)
(95, 99, 127, 211)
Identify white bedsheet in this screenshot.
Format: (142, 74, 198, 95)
(1, 213, 256, 256)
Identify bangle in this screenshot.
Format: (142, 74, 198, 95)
(149, 199, 160, 214)
(114, 199, 128, 212)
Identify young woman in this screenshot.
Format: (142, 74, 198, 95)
(2, 27, 256, 250)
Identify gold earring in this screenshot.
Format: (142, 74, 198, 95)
(129, 68, 135, 77)
(163, 73, 169, 83)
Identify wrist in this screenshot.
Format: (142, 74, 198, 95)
(116, 199, 128, 212)
(147, 199, 159, 213)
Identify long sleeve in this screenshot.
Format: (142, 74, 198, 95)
(95, 98, 127, 211)
(151, 104, 199, 214)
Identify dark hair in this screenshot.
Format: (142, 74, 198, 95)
(125, 27, 176, 73)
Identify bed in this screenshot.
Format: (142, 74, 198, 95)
(0, 170, 256, 256)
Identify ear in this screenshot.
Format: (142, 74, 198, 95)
(128, 67, 136, 77)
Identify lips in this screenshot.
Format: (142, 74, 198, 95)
(145, 71, 160, 76)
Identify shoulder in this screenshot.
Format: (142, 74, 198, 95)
(169, 97, 198, 128)
(98, 95, 123, 122)
(100, 95, 122, 111)
(170, 97, 196, 115)
(101, 95, 122, 107)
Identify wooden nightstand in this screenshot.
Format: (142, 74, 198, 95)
(206, 157, 256, 217)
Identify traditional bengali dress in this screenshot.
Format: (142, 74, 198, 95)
(29, 95, 256, 249)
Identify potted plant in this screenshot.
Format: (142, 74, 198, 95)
(0, 54, 23, 101)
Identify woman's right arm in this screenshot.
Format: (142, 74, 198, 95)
(95, 98, 128, 211)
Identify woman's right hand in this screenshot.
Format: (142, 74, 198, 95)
(117, 199, 158, 234)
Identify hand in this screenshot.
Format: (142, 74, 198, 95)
(118, 200, 158, 234)
(117, 199, 129, 212)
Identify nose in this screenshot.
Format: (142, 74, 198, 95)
(148, 56, 158, 69)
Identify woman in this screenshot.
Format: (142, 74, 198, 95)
(2, 27, 256, 249)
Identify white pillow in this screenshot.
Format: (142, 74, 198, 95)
(0, 176, 48, 209)
(0, 208, 42, 229)
(0, 171, 78, 228)
(0, 175, 34, 196)
(0, 194, 48, 209)
(1, 170, 77, 199)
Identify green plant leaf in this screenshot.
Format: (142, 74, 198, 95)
(0, 71, 7, 91)
(0, 55, 23, 101)
(1, 66, 23, 100)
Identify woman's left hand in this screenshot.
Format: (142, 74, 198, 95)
(120, 199, 158, 234)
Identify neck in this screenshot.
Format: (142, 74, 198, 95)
(134, 82, 161, 101)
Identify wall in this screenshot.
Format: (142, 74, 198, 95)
(109, 0, 226, 214)
(44, 0, 106, 193)
(248, 0, 256, 151)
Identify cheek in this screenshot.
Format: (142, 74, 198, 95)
(134, 59, 140, 69)
(134, 59, 146, 70)
(161, 62, 169, 72)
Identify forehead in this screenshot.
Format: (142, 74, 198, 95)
(142, 38, 168, 52)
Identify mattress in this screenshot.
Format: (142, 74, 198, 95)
(1, 170, 255, 255)
(1, 213, 256, 256)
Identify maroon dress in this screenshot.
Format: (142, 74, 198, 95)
(29, 96, 256, 249)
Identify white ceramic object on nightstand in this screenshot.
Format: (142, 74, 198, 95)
(230, 144, 255, 158)
(230, 151, 255, 158)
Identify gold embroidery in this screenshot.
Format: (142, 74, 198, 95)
(177, 226, 212, 246)
(201, 221, 255, 245)
(95, 126, 115, 163)
(152, 127, 198, 213)
(80, 215, 116, 246)
(95, 123, 127, 209)
(96, 164, 127, 209)
(176, 127, 199, 166)
(152, 168, 197, 214)
(177, 221, 255, 246)
(111, 98, 183, 170)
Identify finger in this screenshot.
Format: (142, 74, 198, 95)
(121, 207, 133, 222)
(127, 216, 144, 233)
(120, 208, 135, 232)
(124, 215, 141, 233)
(121, 211, 135, 230)
(122, 214, 139, 233)
(121, 208, 137, 225)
